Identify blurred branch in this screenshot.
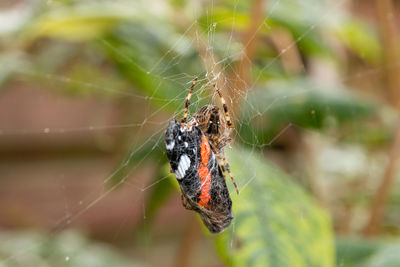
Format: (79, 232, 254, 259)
(232, 0, 265, 101)
(300, 133, 327, 207)
(363, 0, 400, 236)
(375, 0, 400, 109)
(269, 28, 304, 75)
(174, 214, 200, 267)
(170, 11, 228, 102)
(364, 121, 400, 235)
(173, 0, 265, 113)
(189, 24, 226, 88)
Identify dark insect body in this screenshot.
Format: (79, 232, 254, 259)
(165, 120, 233, 233)
(164, 78, 237, 233)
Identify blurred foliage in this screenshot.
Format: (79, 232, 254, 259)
(363, 244, 400, 267)
(109, 133, 165, 186)
(336, 238, 400, 267)
(0, 230, 141, 267)
(332, 18, 382, 64)
(1, 0, 400, 266)
(102, 24, 200, 110)
(239, 78, 378, 146)
(336, 238, 381, 266)
(216, 147, 334, 267)
(24, 2, 136, 41)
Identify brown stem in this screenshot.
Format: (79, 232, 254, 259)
(188, 25, 226, 89)
(232, 0, 266, 102)
(171, 0, 267, 116)
(363, 121, 400, 235)
(171, 11, 229, 107)
(174, 214, 200, 267)
(172, 1, 266, 114)
(363, 0, 400, 236)
(269, 27, 304, 75)
(375, 0, 400, 109)
(300, 132, 327, 207)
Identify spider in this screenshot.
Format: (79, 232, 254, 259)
(181, 78, 239, 194)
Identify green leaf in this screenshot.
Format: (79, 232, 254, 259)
(267, 0, 334, 57)
(0, 230, 142, 267)
(216, 146, 335, 267)
(24, 3, 139, 41)
(336, 238, 400, 267)
(363, 243, 400, 267)
(239, 78, 377, 145)
(107, 132, 165, 186)
(0, 52, 26, 87)
(332, 19, 381, 64)
(336, 238, 381, 267)
(143, 166, 175, 223)
(102, 22, 205, 112)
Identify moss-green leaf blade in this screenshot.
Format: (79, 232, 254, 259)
(216, 147, 335, 267)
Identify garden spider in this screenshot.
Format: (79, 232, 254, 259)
(182, 78, 239, 194)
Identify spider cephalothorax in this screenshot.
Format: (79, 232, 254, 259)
(191, 104, 232, 153)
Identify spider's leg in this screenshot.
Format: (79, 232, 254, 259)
(181, 194, 193, 210)
(217, 152, 239, 195)
(181, 77, 198, 123)
(218, 159, 226, 177)
(213, 84, 233, 129)
(224, 157, 239, 195)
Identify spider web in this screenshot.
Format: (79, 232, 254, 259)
(0, 0, 387, 266)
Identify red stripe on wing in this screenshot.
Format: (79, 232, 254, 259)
(197, 135, 212, 207)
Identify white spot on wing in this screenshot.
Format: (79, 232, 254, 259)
(184, 142, 188, 148)
(175, 171, 182, 179)
(175, 154, 190, 180)
(166, 140, 175, 150)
